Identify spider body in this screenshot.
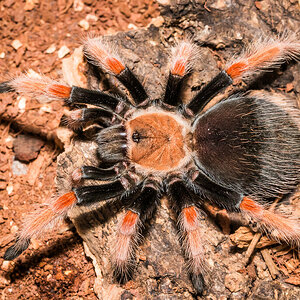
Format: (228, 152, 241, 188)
(1, 35, 300, 295)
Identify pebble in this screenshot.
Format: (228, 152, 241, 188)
(17, 96, 26, 113)
(79, 19, 89, 30)
(0, 274, 10, 286)
(58, 45, 70, 59)
(11, 40, 23, 50)
(128, 23, 138, 30)
(73, 0, 84, 11)
(11, 225, 19, 234)
(224, 272, 247, 292)
(151, 16, 164, 27)
(2, 260, 11, 271)
(45, 44, 56, 54)
(6, 183, 13, 195)
(44, 264, 53, 271)
(0, 52, 5, 58)
(86, 14, 98, 22)
(64, 270, 72, 275)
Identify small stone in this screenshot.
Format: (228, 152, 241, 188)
(17, 96, 26, 113)
(6, 183, 13, 195)
(73, 0, 84, 11)
(39, 262, 46, 268)
(224, 272, 246, 292)
(86, 14, 98, 22)
(64, 270, 72, 275)
(78, 19, 89, 30)
(13, 134, 44, 162)
(128, 23, 138, 30)
(2, 260, 11, 271)
(151, 16, 164, 27)
(58, 45, 70, 59)
(55, 271, 65, 281)
(24, 0, 39, 11)
(11, 40, 23, 50)
(0, 52, 5, 58)
(11, 225, 19, 234)
(4, 135, 14, 149)
(31, 239, 40, 250)
(12, 159, 28, 175)
(45, 44, 56, 54)
(0, 274, 10, 286)
(44, 264, 53, 271)
(286, 83, 294, 92)
(156, 0, 170, 5)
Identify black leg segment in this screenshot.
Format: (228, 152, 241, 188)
(189, 171, 243, 212)
(74, 180, 125, 205)
(81, 165, 118, 181)
(0, 81, 15, 93)
(4, 238, 31, 261)
(67, 86, 128, 112)
(116, 67, 148, 105)
(187, 71, 232, 115)
(70, 107, 115, 128)
(163, 73, 187, 106)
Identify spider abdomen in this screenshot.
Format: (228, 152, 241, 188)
(192, 95, 300, 198)
(126, 109, 192, 172)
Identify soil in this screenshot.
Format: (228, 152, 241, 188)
(0, 0, 300, 299)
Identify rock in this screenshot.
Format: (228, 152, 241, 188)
(13, 134, 44, 162)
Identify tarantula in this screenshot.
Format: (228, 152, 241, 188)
(1, 34, 300, 295)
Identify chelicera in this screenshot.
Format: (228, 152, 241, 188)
(1, 35, 300, 294)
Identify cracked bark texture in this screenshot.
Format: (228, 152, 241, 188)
(57, 1, 300, 299)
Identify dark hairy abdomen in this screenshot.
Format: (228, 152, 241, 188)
(193, 96, 300, 199)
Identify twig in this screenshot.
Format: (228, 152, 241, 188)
(261, 248, 279, 279)
(243, 232, 262, 265)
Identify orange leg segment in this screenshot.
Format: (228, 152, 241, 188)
(240, 197, 300, 246)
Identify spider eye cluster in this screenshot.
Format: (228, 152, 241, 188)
(132, 131, 141, 143)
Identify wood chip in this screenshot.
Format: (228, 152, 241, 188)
(261, 248, 279, 279)
(285, 276, 300, 286)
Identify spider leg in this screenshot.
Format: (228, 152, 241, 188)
(187, 34, 300, 115)
(71, 165, 120, 183)
(239, 196, 300, 247)
(113, 179, 160, 279)
(163, 41, 198, 106)
(0, 75, 128, 113)
(188, 170, 243, 212)
(4, 192, 78, 260)
(0, 81, 14, 93)
(4, 171, 136, 261)
(74, 180, 127, 205)
(167, 178, 206, 295)
(66, 107, 117, 130)
(83, 38, 148, 105)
